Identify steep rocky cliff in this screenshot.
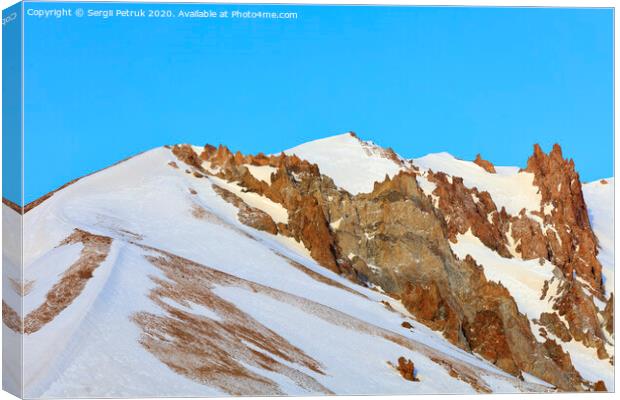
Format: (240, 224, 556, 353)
(166, 134, 613, 391)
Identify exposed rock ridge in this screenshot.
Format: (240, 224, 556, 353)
(171, 143, 590, 391)
(425, 171, 513, 257)
(211, 184, 278, 234)
(524, 144, 603, 293)
(419, 144, 612, 360)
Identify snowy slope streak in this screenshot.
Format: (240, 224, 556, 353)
(2, 133, 613, 396)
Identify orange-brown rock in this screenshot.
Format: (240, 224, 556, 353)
(330, 172, 584, 389)
(462, 309, 520, 376)
(474, 154, 496, 173)
(554, 280, 608, 357)
(602, 293, 614, 335)
(401, 281, 464, 348)
(186, 143, 588, 391)
(524, 144, 603, 293)
(212, 185, 278, 235)
(172, 144, 204, 170)
(426, 172, 512, 258)
(509, 210, 548, 260)
(199, 144, 342, 274)
(424, 142, 611, 361)
(593, 380, 607, 391)
(397, 357, 417, 381)
(401, 321, 413, 329)
(538, 312, 571, 342)
(543, 338, 579, 374)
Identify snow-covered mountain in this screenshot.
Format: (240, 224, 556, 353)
(2, 133, 613, 397)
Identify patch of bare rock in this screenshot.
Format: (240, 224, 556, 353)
(3, 229, 112, 335)
(473, 154, 496, 173)
(396, 357, 418, 381)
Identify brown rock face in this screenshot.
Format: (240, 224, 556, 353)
(401, 280, 463, 347)
(524, 144, 603, 293)
(172, 144, 204, 170)
(197, 145, 343, 274)
(427, 172, 512, 258)
(537, 312, 571, 342)
(602, 293, 614, 335)
(173, 140, 599, 391)
(474, 154, 496, 173)
(211, 185, 278, 235)
(509, 210, 548, 260)
(544, 339, 577, 374)
(555, 280, 608, 358)
(423, 143, 612, 361)
(462, 309, 519, 376)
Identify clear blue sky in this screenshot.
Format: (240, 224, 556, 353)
(21, 2, 613, 204)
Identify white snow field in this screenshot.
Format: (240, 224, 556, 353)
(2, 134, 613, 396)
(583, 178, 614, 296)
(285, 133, 405, 194)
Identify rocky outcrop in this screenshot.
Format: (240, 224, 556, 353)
(211, 185, 278, 235)
(396, 357, 417, 381)
(594, 380, 608, 391)
(537, 312, 571, 342)
(554, 280, 608, 358)
(420, 143, 612, 362)
(401, 280, 462, 345)
(401, 321, 413, 329)
(426, 172, 512, 258)
(172, 144, 205, 170)
(196, 145, 343, 274)
(173, 141, 602, 391)
(329, 172, 584, 390)
(524, 144, 603, 293)
(474, 154, 496, 173)
(462, 308, 519, 376)
(602, 293, 614, 335)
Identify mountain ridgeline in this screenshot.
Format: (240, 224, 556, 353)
(2, 133, 613, 396)
(172, 133, 613, 391)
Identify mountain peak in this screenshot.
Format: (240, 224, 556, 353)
(284, 132, 405, 194)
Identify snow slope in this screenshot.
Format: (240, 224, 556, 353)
(284, 133, 405, 194)
(5, 147, 546, 397)
(583, 178, 614, 295)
